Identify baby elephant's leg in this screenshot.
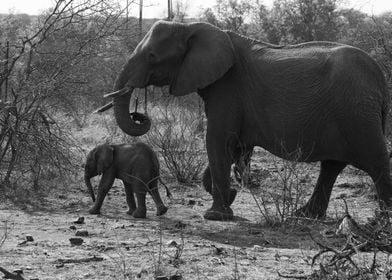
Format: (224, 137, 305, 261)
(123, 182, 136, 215)
(149, 181, 168, 216)
(132, 184, 147, 218)
(89, 172, 115, 214)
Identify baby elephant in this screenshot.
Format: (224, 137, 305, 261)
(84, 142, 168, 218)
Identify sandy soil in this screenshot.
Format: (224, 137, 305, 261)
(0, 150, 383, 279)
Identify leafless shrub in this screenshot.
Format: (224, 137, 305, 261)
(99, 114, 131, 143)
(145, 99, 207, 183)
(242, 148, 311, 225)
(0, 0, 133, 191)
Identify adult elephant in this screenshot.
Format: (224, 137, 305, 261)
(103, 20, 392, 221)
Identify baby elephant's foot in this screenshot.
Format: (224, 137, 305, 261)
(131, 208, 147, 218)
(156, 205, 168, 216)
(89, 207, 101, 215)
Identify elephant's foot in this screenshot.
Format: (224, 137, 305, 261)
(228, 189, 237, 206)
(156, 205, 168, 216)
(204, 206, 233, 221)
(131, 208, 147, 218)
(89, 207, 101, 215)
(126, 207, 136, 216)
(294, 203, 326, 219)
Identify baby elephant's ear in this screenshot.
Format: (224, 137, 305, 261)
(96, 144, 114, 174)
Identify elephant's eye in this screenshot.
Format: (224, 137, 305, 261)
(148, 52, 157, 63)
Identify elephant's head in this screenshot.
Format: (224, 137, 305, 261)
(110, 20, 235, 136)
(84, 144, 114, 202)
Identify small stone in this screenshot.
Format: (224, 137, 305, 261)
(170, 275, 183, 280)
(75, 230, 89, 237)
(211, 245, 225, 255)
(26, 235, 34, 242)
(56, 263, 65, 268)
(81, 197, 91, 204)
(73, 217, 85, 224)
(174, 221, 186, 229)
(13, 269, 23, 274)
(253, 245, 263, 251)
(69, 237, 84, 246)
(188, 199, 196, 206)
(69, 225, 76, 230)
(167, 240, 178, 247)
(137, 267, 148, 278)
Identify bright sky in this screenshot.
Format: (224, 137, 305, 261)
(0, 0, 392, 17)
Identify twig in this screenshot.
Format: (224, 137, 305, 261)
(0, 220, 8, 247)
(56, 256, 104, 264)
(277, 271, 308, 279)
(0, 267, 25, 280)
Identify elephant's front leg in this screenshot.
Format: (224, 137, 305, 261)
(89, 170, 115, 215)
(202, 166, 237, 206)
(204, 132, 235, 221)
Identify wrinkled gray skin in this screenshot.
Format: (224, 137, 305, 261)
(110, 20, 392, 221)
(84, 142, 167, 218)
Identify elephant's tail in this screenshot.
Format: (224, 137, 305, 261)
(158, 178, 172, 199)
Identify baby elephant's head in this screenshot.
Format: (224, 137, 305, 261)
(84, 144, 114, 202)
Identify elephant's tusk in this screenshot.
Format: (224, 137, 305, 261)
(103, 87, 130, 98)
(93, 102, 113, 113)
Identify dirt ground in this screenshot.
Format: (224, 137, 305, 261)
(0, 149, 386, 279)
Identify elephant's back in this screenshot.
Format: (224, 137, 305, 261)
(116, 142, 160, 178)
(243, 42, 388, 162)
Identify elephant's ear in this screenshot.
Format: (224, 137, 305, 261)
(96, 144, 114, 174)
(171, 22, 235, 96)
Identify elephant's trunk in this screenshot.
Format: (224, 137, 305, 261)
(111, 64, 151, 137)
(84, 171, 96, 202)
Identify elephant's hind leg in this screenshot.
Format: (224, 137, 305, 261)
(358, 152, 392, 208)
(132, 189, 147, 218)
(124, 182, 136, 215)
(148, 181, 168, 216)
(348, 131, 392, 208)
(296, 160, 347, 218)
